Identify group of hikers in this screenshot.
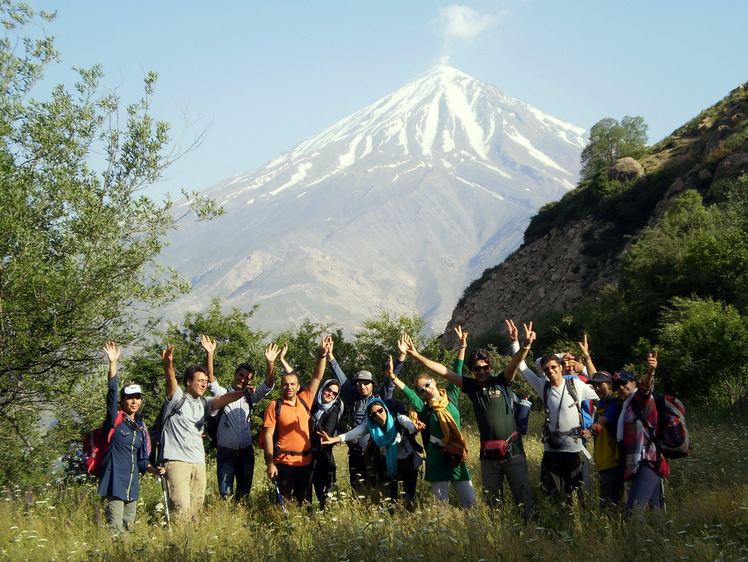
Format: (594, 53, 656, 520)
(94, 319, 672, 534)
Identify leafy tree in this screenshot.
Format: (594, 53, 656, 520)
(0, 3, 220, 484)
(580, 115, 648, 178)
(123, 298, 269, 423)
(658, 297, 748, 407)
(620, 189, 748, 314)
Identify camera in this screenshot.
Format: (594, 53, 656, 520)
(569, 426, 584, 439)
(243, 386, 255, 399)
(542, 428, 564, 449)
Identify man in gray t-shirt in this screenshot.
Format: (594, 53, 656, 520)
(161, 344, 244, 520)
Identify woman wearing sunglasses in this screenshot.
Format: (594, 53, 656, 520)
(309, 379, 344, 507)
(387, 337, 476, 508)
(319, 381, 419, 509)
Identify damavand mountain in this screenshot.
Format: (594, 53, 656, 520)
(161, 65, 587, 334)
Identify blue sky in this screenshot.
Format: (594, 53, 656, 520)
(29, 1, 748, 200)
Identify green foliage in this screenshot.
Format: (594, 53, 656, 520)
(657, 297, 748, 407)
(620, 189, 748, 311)
(124, 298, 269, 424)
(539, 175, 748, 406)
(352, 310, 438, 386)
(0, 2, 221, 485)
(580, 115, 648, 178)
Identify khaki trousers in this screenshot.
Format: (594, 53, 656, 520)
(164, 460, 206, 521)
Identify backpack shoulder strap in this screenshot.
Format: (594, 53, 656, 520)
(498, 381, 517, 412)
(565, 378, 584, 427)
(297, 395, 310, 414)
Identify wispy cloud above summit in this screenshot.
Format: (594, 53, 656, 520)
(433, 4, 498, 42)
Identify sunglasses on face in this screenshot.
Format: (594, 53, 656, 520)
(370, 407, 385, 416)
(472, 365, 490, 373)
(417, 380, 433, 395)
(355, 380, 373, 386)
(323, 388, 339, 397)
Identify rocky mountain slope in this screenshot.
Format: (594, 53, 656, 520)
(161, 65, 587, 333)
(442, 82, 748, 347)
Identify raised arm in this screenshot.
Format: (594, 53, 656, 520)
(504, 322, 536, 384)
(640, 351, 657, 393)
(103, 341, 120, 381)
(162, 344, 178, 400)
(103, 342, 120, 427)
(577, 334, 597, 375)
(278, 342, 294, 375)
(385, 355, 406, 392)
(200, 335, 217, 383)
(403, 333, 463, 389)
(264, 343, 279, 388)
(307, 336, 330, 398)
(211, 388, 245, 411)
(454, 326, 469, 362)
(506, 319, 537, 380)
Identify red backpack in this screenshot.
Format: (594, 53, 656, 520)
(83, 411, 126, 476)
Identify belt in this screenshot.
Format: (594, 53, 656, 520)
(217, 446, 253, 455)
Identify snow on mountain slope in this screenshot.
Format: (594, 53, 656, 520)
(161, 65, 587, 334)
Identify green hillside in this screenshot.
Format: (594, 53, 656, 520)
(455, 81, 748, 409)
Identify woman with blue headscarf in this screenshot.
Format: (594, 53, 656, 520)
(320, 394, 420, 509)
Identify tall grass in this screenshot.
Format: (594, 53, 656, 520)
(1, 411, 746, 561)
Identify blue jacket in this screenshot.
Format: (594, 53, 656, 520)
(97, 375, 149, 501)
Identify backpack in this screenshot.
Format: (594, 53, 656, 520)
(148, 394, 206, 465)
(633, 394, 691, 459)
(259, 396, 312, 458)
(83, 411, 126, 476)
(496, 382, 531, 435)
(204, 406, 224, 448)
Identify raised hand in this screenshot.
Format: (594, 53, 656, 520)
(402, 333, 418, 356)
(454, 325, 468, 347)
(523, 322, 536, 347)
(200, 335, 216, 354)
(396, 334, 409, 356)
(647, 351, 658, 374)
(279, 342, 289, 360)
(384, 355, 394, 379)
(505, 319, 519, 341)
(161, 343, 174, 363)
(264, 342, 280, 363)
(577, 334, 590, 357)
(103, 341, 120, 364)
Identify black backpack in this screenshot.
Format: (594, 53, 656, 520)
(149, 394, 206, 465)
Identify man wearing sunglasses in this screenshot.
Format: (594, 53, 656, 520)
(405, 320, 536, 521)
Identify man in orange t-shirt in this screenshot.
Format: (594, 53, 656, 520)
(263, 336, 329, 504)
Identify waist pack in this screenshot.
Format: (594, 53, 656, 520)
(481, 431, 518, 460)
(438, 446, 465, 469)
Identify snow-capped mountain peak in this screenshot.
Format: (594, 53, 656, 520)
(163, 66, 587, 334)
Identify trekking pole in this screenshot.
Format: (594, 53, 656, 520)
(159, 475, 171, 531)
(660, 479, 667, 514)
(273, 478, 290, 525)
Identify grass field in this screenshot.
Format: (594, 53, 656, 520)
(1, 410, 746, 561)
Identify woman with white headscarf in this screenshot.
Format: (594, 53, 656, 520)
(309, 379, 344, 507)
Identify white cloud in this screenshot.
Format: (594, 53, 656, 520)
(435, 4, 497, 42)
